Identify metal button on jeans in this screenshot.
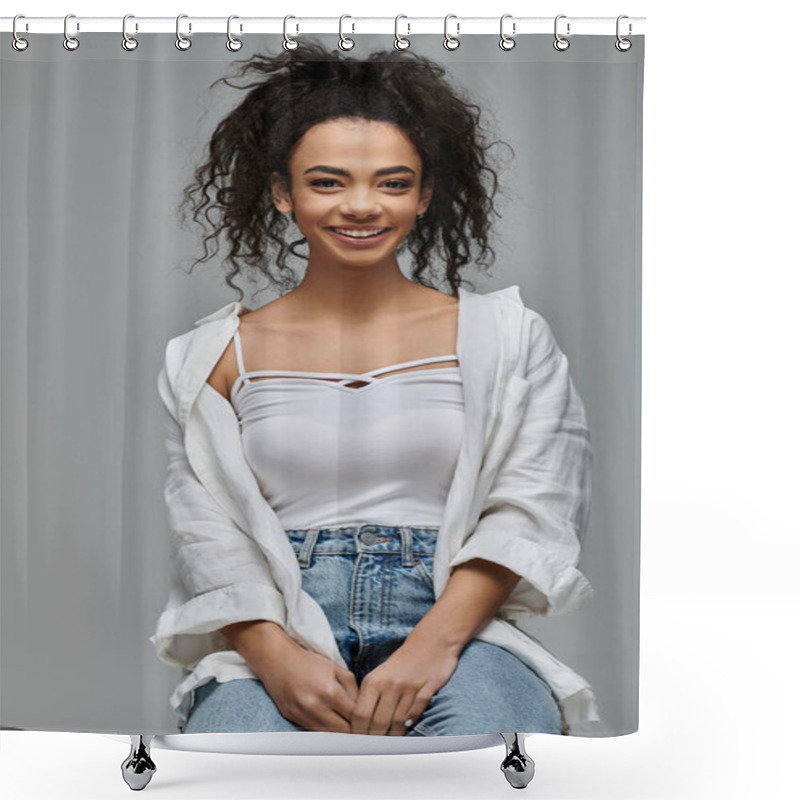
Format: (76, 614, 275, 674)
(360, 530, 378, 545)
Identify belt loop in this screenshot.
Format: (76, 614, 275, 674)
(399, 527, 415, 567)
(297, 528, 320, 568)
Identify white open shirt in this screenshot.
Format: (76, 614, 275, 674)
(150, 284, 600, 733)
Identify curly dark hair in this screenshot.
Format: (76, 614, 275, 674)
(177, 38, 513, 300)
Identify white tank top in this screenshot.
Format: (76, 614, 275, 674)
(229, 328, 464, 529)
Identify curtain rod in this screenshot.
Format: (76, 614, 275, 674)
(1, 16, 646, 36)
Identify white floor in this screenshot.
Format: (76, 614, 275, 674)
(2, 596, 796, 799)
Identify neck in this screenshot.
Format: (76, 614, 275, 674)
(290, 261, 419, 323)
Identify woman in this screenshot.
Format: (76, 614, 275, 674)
(151, 40, 598, 737)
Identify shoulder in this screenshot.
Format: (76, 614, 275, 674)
(478, 285, 562, 374)
(200, 299, 284, 403)
(477, 284, 552, 340)
(206, 339, 238, 402)
(160, 302, 248, 400)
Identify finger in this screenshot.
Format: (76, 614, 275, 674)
(304, 706, 353, 734)
(389, 690, 418, 736)
(349, 683, 380, 735)
(369, 687, 404, 736)
(328, 676, 359, 722)
(402, 690, 434, 731)
(335, 666, 360, 703)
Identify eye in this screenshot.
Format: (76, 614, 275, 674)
(310, 179, 340, 188)
(383, 180, 410, 189)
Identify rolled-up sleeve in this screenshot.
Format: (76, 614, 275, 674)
(449, 312, 593, 619)
(149, 349, 287, 668)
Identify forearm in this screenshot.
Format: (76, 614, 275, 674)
(220, 619, 297, 674)
(405, 558, 521, 654)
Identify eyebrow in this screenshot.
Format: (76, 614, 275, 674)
(303, 165, 416, 178)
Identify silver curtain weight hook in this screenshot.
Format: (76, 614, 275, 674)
(553, 14, 570, 51)
(122, 14, 138, 51)
(12, 14, 29, 52)
(227, 15, 243, 52)
(283, 15, 299, 51)
(394, 15, 410, 50)
(499, 14, 516, 51)
(175, 14, 191, 51)
(63, 13, 80, 51)
(615, 15, 632, 51)
(443, 14, 460, 51)
(339, 15, 355, 50)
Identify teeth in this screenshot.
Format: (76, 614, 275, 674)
(331, 228, 387, 239)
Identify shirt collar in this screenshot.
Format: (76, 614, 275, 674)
(193, 301, 250, 327)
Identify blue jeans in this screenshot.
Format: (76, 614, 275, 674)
(183, 525, 563, 736)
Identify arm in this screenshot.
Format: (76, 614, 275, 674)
(154, 348, 361, 733)
(447, 310, 594, 619)
(150, 350, 289, 668)
(405, 558, 522, 654)
(348, 313, 593, 734)
(349, 559, 521, 735)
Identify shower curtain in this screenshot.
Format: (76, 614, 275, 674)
(0, 27, 643, 739)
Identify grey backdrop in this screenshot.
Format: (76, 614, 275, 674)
(0, 32, 643, 735)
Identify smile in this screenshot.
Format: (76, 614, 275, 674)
(326, 227, 393, 246)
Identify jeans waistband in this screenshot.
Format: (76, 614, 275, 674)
(284, 524, 439, 567)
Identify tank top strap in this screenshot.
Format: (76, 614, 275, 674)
(366, 354, 459, 378)
(232, 328, 248, 382)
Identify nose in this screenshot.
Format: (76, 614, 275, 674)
(339, 187, 382, 219)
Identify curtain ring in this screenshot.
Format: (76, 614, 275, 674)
(394, 15, 410, 51)
(339, 15, 355, 50)
(63, 13, 80, 51)
(12, 14, 29, 52)
(175, 14, 191, 50)
(615, 15, 632, 52)
(283, 15, 299, 51)
(553, 14, 570, 51)
(122, 14, 138, 51)
(227, 15, 243, 51)
(443, 14, 460, 51)
(499, 14, 516, 50)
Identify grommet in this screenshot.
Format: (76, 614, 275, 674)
(443, 14, 460, 51)
(283, 15, 299, 51)
(227, 15, 243, 52)
(175, 13, 191, 51)
(553, 14, 570, 52)
(122, 14, 138, 51)
(63, 13, 80, 51)
(12, 14, 29, 52)
(499, 14, 516, 51)
(615, 14, 632, 52)
(339, 14, 355, 51)
(394, 15, 410, 50)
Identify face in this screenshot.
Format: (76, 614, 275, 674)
(270, 117, 434, 269)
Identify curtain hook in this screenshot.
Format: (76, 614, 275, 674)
(443, 14, 460, 51)
(615, 15, 632, 52)
(227, 15, 243, 51)
(175, 14, 191, 50)
(339, 15, 355, 50)
(63, 13, 80, 51)
(499, 14, 516, 51)
(553, 14, 570, 51)
(12, 14, 29, 52)
(394, 15, 410, 50)
(283, 15, 299, 51)
(122, 14, 138, 51)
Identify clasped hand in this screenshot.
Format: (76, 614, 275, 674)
(347, 638, 459, 735)
(261, 633, 459, 736)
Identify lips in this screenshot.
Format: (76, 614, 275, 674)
(328, 227, 391, 239)
(326, 226, 393, 246)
